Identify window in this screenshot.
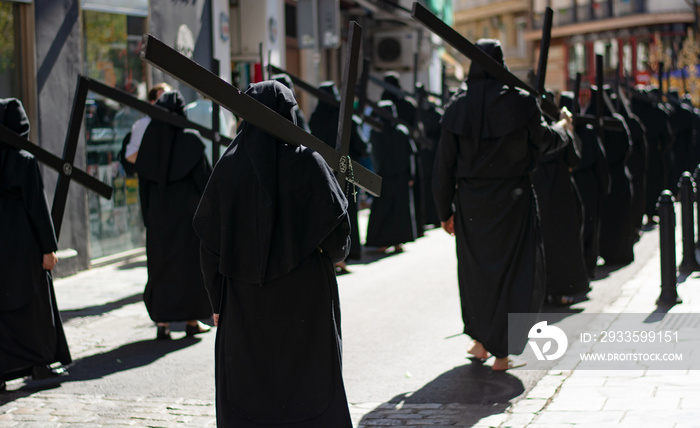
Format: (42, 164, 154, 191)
(568, 41, 587, 76)
(83, 9, 148, 259)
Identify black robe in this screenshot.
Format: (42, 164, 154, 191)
(0, 98, 71, 381)
(532, 113, 590, 298)
(381, 73, 425, 236)
(433, 40, 571, 358)
(308, 82, 368, 260)
(134, 91, 212, 323)
(668, 92, 698, 184)
(418, 101, 443, 227)
(569, 124, 610, 278)
(630, 88, 673, 221)
(193, 81, 352, 427)
(365, 100, 418, 248)
(611, 89, 648, 236)
(585, 89, 635, 265)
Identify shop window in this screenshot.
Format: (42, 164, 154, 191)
(637, 41, 649, 73)
(593, 38, 618, 74)
(83, 9, 148, 259)
(622, 42, 633, 75)
(568, 42, 588, 76)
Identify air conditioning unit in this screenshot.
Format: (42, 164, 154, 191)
(373, 29, 417, 70)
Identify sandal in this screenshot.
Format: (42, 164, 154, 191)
(547, 295, 574, 306)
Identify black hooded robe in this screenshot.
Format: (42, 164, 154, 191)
(365, 100, 418, 248)
(134, 91, 212, 323)
(586, 89, 635, 265)
(612, 89, 648, 236)
(630, 88, 673, 222)
(381, 73, 425, 237)
(193, 81, 352, 427)
(419, 100, 443, 227)
(0, 98, 71, 382)
(531, 113, 590, 298)
(433, 39, 571, 358)
(309, 81, 369, 260)
(569, 123, 611, 278)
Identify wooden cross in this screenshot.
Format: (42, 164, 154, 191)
(0, 81, 113, 239)
(360, 69, 433, 148)
(411, 2, 560, 121)
(534, 7, 554, 98)
(335, 22, 361, 190)
(267, 64, 383, 132)
(139, 24, 382, 197)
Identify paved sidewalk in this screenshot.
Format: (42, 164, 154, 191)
(498, 238, 700, 428)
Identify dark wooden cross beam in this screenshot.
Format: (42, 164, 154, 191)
(140, 28, 382, 197)
(658, 61, 666, 99)
(81, 76, 231, 146)
(535, 7, 554, 97)
(0, 80, 113, 239)
(411, 2, 560, 121)
(0, 125, 113, 240)
(362, 72, 433, 148)
(335, 22, 361, 190)
(211, 58, 222, 165)
(441, 63, 449, 106)
(595, 54, 606, 146)
(572, 72, 582, 115)
(367, 74, 441, 108)
(569, 65, 624, 131)
(267, 64, 383, 132)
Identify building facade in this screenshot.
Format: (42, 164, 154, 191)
(529, 0, 699, 99)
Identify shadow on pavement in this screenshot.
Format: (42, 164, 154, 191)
(60, 293, 143, 322)
(357, 362, 524, 427)
(117, 259, 147, 270)
(60, 336, 201, 384)
(1, 337, 200, 405)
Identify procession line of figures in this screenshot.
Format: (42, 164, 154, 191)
(2, 38, 700, 426)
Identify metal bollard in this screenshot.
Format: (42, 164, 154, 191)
(657, 190, 682, 306)
(694, 164, 700, 249)
(678, 172, 700, 273)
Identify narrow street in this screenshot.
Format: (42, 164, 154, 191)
(0, 210, 688, 427)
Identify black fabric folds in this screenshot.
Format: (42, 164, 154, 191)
(1, 97, 71, 381)
(193, 81, 349, 285)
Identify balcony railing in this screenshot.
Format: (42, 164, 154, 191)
(533, 0, 648, 28)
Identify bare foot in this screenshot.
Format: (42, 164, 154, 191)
(492, 357, 512, 371)
(492, 357, 525, 371)
(467, 341, 489, 360)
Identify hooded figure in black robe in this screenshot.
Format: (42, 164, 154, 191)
(417, 86, 443, 228)
(365, 99, 418, 251)
(134, 90, 213, 336)
(308, 82, 368, 261)
(382, 72, 425, 237)
(562, 94, 611, 278)
(0, 98, 71, 388)
(585, 87, 635, 265)
(668, 90, 698, 183)
(609, 86, 647, 237)
(630, 86, 673, 223)
(532, 93, 589, 304)
(272, 73, 311, 133)
(192, 81, 353, 427)
(433, 39, 572, 370)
